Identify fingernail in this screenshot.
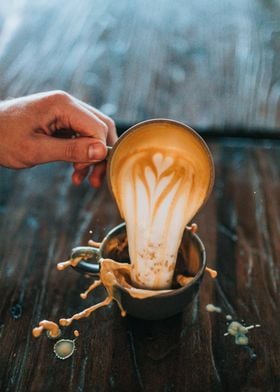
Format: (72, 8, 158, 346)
(88, 144, 106, 161)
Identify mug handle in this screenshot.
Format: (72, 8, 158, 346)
(70, 246, 101, 277)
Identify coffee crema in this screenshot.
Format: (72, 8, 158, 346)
(108, 121, 213, 289)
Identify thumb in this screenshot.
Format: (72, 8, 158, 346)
(34, 135, 107, 164)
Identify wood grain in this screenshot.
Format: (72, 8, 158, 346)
(0, 139, 279, 391)
(1, 0, 280, 130)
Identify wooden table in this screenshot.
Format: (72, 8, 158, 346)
(0, 1, 280, 391)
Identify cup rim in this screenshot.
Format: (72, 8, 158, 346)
(106, 118, 215, 217)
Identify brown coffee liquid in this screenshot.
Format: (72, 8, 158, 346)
(32, 320, 61, 338)
(206, 267, 218, 278)
(58, 258, 174, 327)
(88, 240, 101, 248)
(33, 239, 217, 339)
(57, 257, 83, 271)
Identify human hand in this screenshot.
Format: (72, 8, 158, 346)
(0, 91, 117, 187)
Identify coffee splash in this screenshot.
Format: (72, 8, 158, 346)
(32, 258, 178, 343)
(33, 224, 213, 343)
(59, 258, 176, 327)
(32, 320, 61, 339)
(33, 260, 164, 332)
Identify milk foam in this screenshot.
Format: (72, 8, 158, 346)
(118, 150, 198, 289)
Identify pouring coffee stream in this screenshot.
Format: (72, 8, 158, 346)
(32, 119, 216, 346)
(107, 119, 214, 289)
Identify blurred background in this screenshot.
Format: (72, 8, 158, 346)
(0, 0, 280, 133)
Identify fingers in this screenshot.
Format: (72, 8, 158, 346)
(34, 91, 117, 187)
(58, 100, 108, 144)
(52, 92, 118, 154)
(73, 162, 91, 170)
(89, 162, 107, 188)
(72, 162, 106, 188)
(43, 91, 109, 146)
(72, 166, 89, 186)
(33, 134, 107, 164)
(68, 99, 117, 187)
(73, 97, 118, 146)
(49, 93, 117, 186)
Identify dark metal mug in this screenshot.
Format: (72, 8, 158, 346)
(71, 222, 206, 320)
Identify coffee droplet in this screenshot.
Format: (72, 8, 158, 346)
(57, 247, 100, 272)
(205, 304, 260, 358)
(235, 334, 249, 346)
(57, 257, 82, 271)
(47, 329, 62, 340)
(225, 321, 251, 346)
(227, 321, 248, 336)
(54, 339, 76, 360)
(205, 267, 218, 279)
(187, 223, 198, 233)
(88, 239, 101, 248)
(206, 304, 222, 313)
(32, 320, 61, 339)
(176, 274, 193, 287)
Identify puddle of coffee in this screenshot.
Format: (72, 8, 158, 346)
(54, 339, 76, 360)
(206, 303, 261, 358)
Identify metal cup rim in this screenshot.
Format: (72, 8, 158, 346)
(106, 118, 215, 218)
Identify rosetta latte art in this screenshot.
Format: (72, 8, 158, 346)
(118, 150, 201, 289)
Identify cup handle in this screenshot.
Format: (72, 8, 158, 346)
(70, 246, 101, 277)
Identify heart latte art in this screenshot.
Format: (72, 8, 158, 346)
(109, 121, 213, 290)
